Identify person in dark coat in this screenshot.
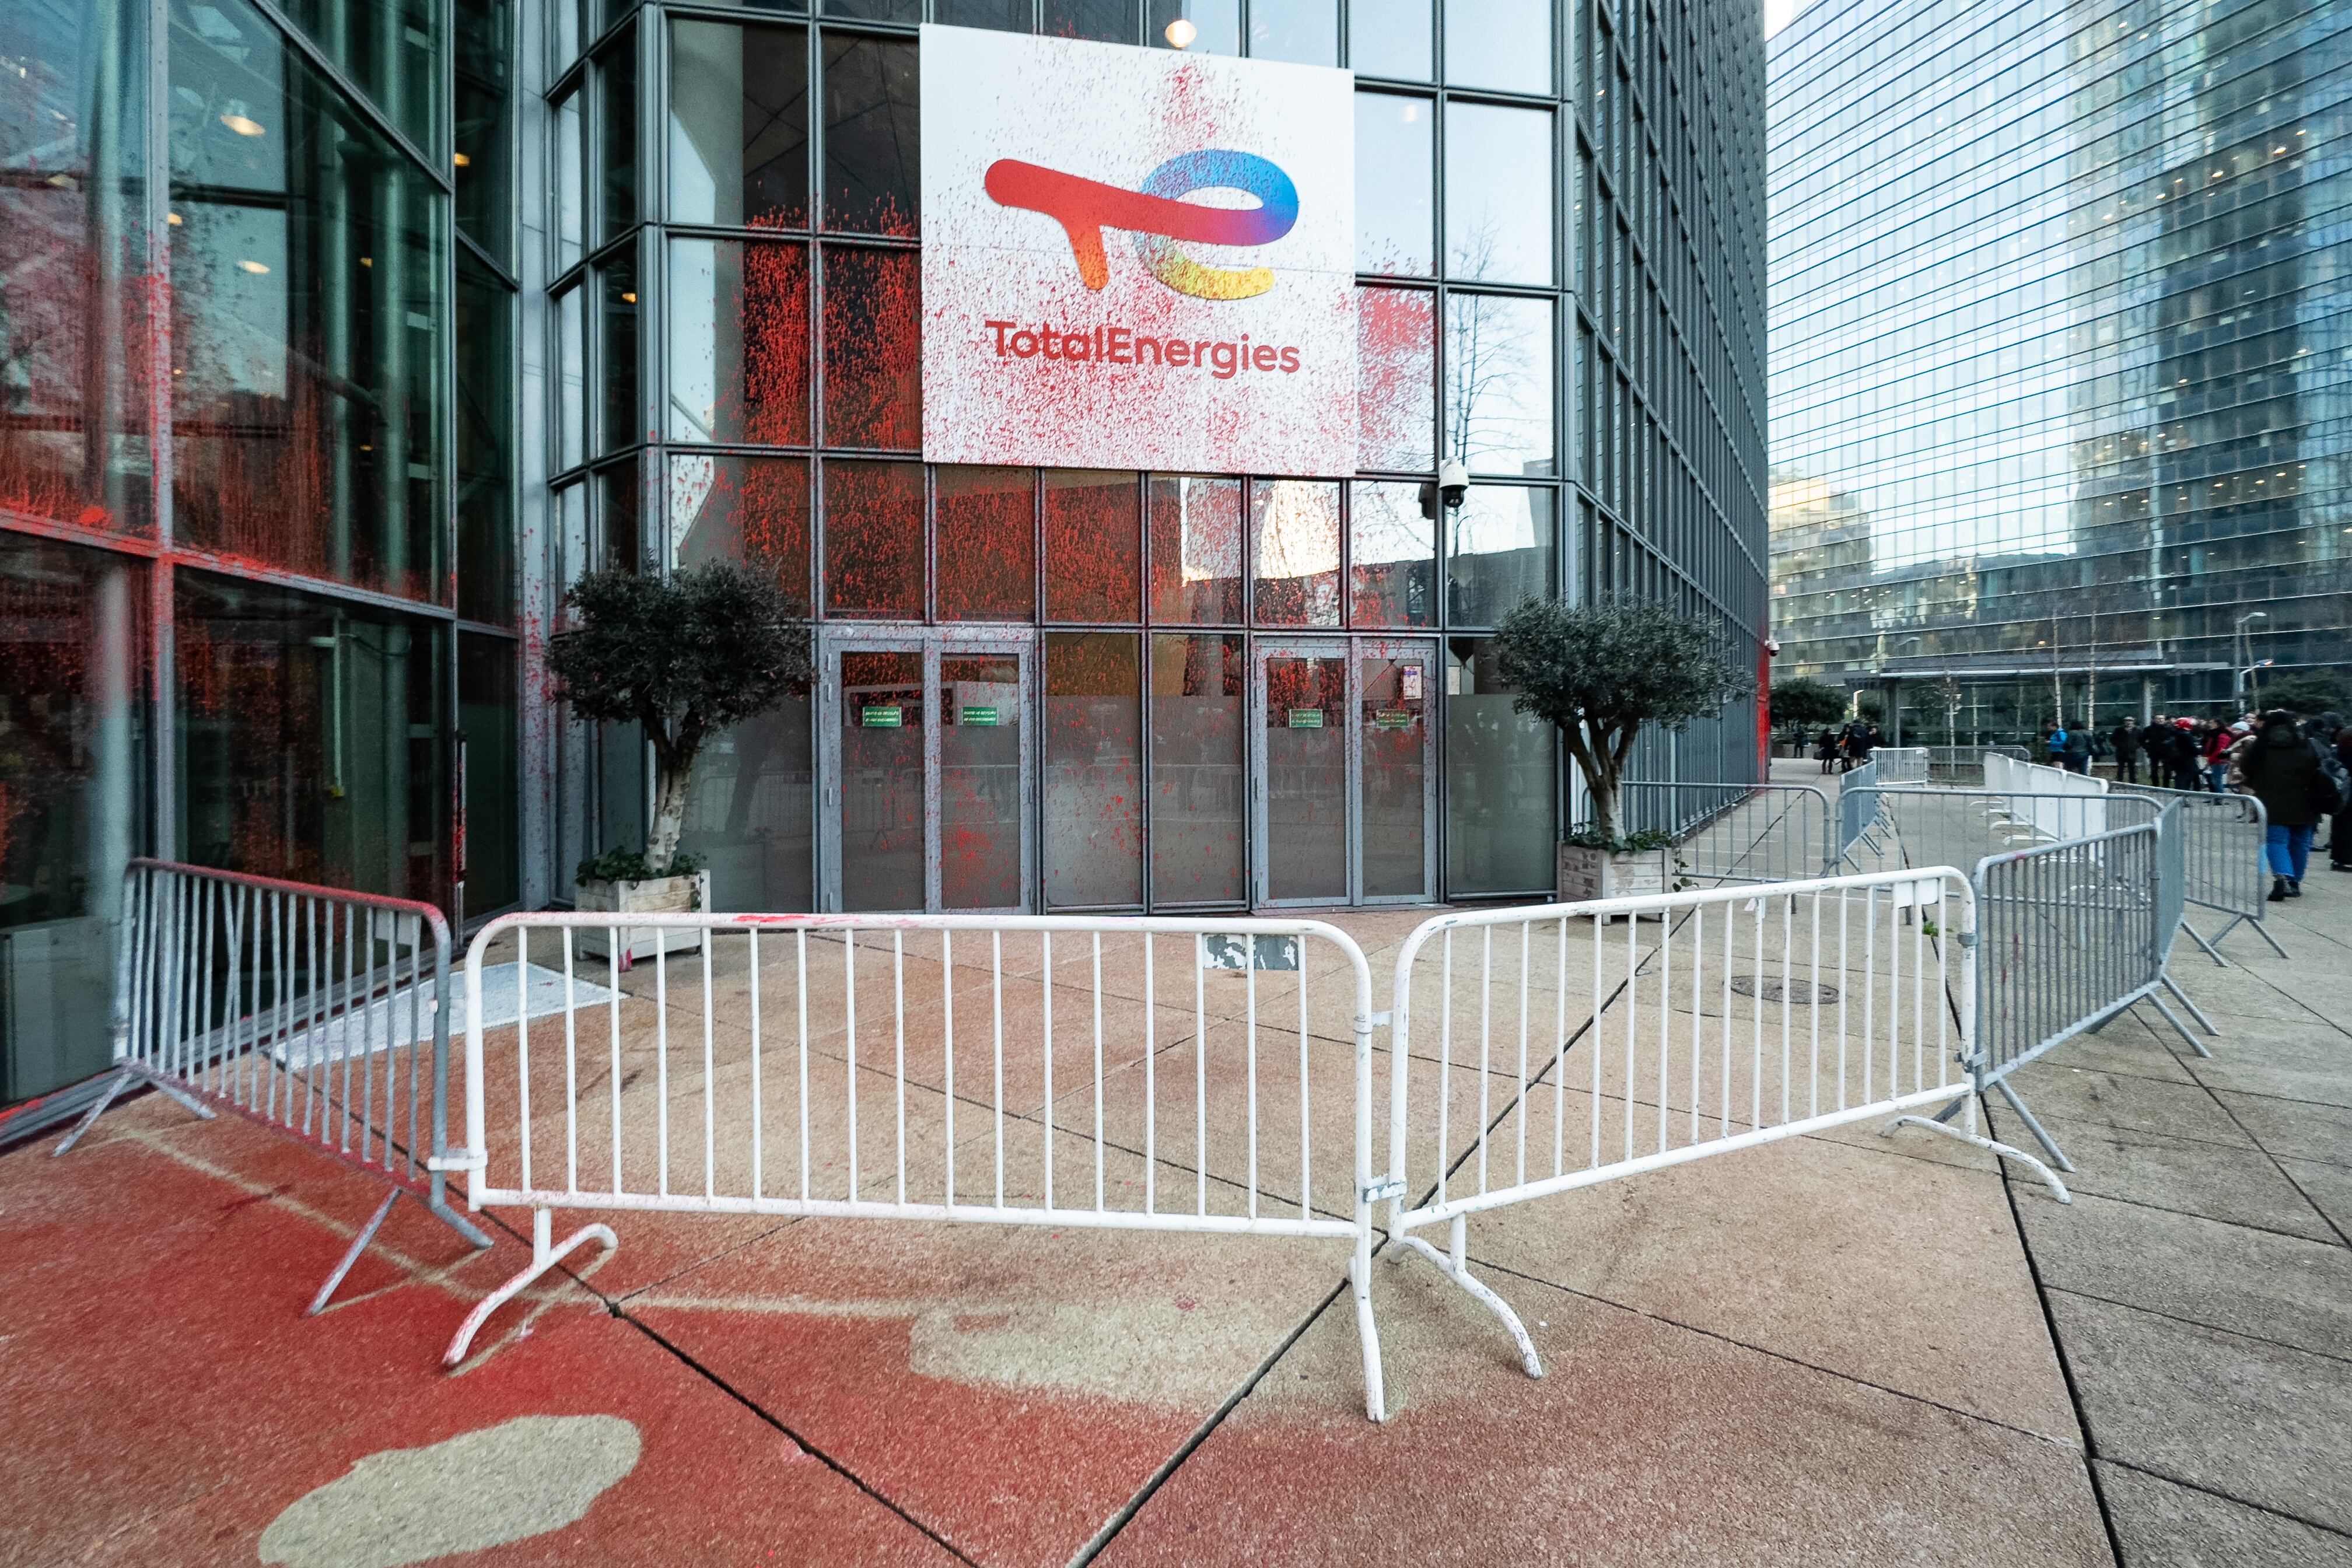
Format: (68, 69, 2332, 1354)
(2062, 723, 2092, 775)
(2232, 710, 2323, 899)
(2110, 721, 2141, 784)
(2333, 720, 2352, 872)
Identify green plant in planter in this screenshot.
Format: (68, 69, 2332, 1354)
(1492, 596, 1753, 848)
(550, 563, 814, 881)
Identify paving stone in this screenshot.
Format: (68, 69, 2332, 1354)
(2217, 1094, 2352, 1166)
(2095, 1461, 2352, 1568)
(2187, 1028, 2352, 1111)
(2050, 1292, 2352, 1535)
(2000, 1066, 2252, 1147)
(1979, 1116, 2339, 1242)
(2279, 1158, 2352, 1244)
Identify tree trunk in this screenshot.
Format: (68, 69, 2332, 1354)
(647, 756, 695, 876)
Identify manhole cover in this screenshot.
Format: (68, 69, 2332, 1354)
(1728, 976, 1839, 1004)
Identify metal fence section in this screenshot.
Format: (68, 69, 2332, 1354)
(54, 860, 492, 1310)
(1917, 746, 2030, 786)
(1866, 788, 2159, 871)
(444, 911, 1396, 1418)
(1835, 759, 1892, 864)
(1377, 867, 2056, 1384)
(1611, 780, 1837, 883)
(2116, 784, 2283, 962)
(1874, 747, 1930, 783)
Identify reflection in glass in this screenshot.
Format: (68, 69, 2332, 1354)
(822, 247, 919, 449)
(556, 284, 585, 470)
(459, 632, 521, 915)
(1358, 287, 1436, 473)
(1445, 292, 1552, 475)
(822, 460, 923, 617)
(1350, 0, 1431, 78)
(1445, 104, 1550, 285)
(599, 29, 637, 243)
(1045, 634, 1142, 908)
(1360, 648, 1431, 898)
(600, 250, 640, 452)
(1045, 0, 1137, 42)
(825, 0, 918, 18)
(685, 693, 813, 913)
(169, 0, 448, 599)
(1447, 637, 1553, 894)
(669, 22, 808, 230)
(1150, 0, 1239, 52)
(1150, 634, 1243, 904)
(1251, 481, 1341, 627)
(456, 253, 516, 625)
(1445, 0, 1548, 93)
(0, 533, 146, 1096)
(555, 91, 584, 271)
(668, 239, 809, 445)
(936, 466, 1035, 621)
(940, 653, 1023, 909)
(1349, 482, 1434, 626)
(1045, 471, 1141, 622)
(600, 461, 640, 571)
(453, 0, 514, 267)
(1356, 94, 1433, 275)
(1147, 475, 1242, 624)
(823, 34, 917, 235)
(1263, 652, 1346, 902)
(671, 453, 809, 614)
(279, 0, 444, 158)
(1250, 0, 1335, 65)
(938, 0, 1031, 29)
(1447, 484, 1554, 625)
(839, 649, 923, 911)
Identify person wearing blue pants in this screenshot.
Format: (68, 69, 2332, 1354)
(2232, 710, 2323, 900)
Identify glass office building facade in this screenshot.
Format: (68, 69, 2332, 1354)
(2, 0, 1765, 1099)
(1769, 0, 2352, 740)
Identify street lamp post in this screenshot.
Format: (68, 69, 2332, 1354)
(2234, 611, 2269, 705)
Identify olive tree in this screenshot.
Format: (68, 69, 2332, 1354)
(1492, 596, 1754, 845)
(548, 563, 814, 878)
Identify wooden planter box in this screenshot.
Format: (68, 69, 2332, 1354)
(573, 870, 710, 968)
(1557, 842, 1671, 915)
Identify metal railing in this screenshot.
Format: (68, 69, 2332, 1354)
(1608, 780, 1837, 883)
(54, 861, 491, 1310)
(1835, 758, 1888, 863)
(1873, 747, 1930, 783)
(2116, 783, 2283, 962)
(443, 911, 1394, 1417)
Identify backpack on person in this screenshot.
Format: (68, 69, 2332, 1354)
(2312, 739, 2352, 817)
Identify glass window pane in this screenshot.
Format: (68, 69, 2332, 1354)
(938, 0, 1031, 28)
(1446, 636, 1553, 894)
(459, 632, 522, 914)
(1446, 483, 1553, 625)
(936, 465, 1035, 621)
(1444, 293, 1552, 475)
(1359, 646, 1430, 897)
(1150, 0, 1239, 52)
(279, 0, 444, 159)
(1150, 633, 1244, 903)
(600, 461, 641, 571)
(840, 649, 923, 911)
(1250, 0, 1335, 64)
(598, 29, 638, 243)
(1045, 633, 1143, 908)
(668, 21, 808, 230)
(822, 459, 923, 617)
(668, 238, 810, 445)
(457, 255, 516, 625)
(168, 0, 447, 600)
(1445, 104, 1550, 285)
(1147, 475, 1242, 624)
(555, 90, 584, 271)
(824, 0, 917, 18)
(454, 0, 514, 267)
(822, 246, 920, 449)
(1350, 0, 1430, 78)
(600, 250, 641, 452)
(822, 34, 917, 236)
(1445, 0, 1548, 94)
(1349, 480, 1434, 627)
(1359, 286, 1436, 471)
(1355, 93, 1432, 275)
(1250, 480, 1340, 626)
(689, 692, 813, 912)
(556, 283, 585, 470)
(671, 452, 810, 615)
(1045, 471, 1142, 622)
(940, 652, 1023, 908)
(1045, 0, 1137, 42)
(1264, 653, 1346, 900)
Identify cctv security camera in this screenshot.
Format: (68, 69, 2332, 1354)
(1438, 460, 1469, 510)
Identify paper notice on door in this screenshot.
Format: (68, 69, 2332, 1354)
(1401, 665, 1423, 699)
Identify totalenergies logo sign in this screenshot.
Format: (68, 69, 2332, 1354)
(921, 26, 1356, 477)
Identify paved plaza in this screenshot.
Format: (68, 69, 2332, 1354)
(2, 787, 2345, 1566)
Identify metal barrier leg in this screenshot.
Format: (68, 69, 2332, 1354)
(1990, 1079, 2077, 1174)
(1350, 1234, 1388, 1423)
(442, 1207, 618, 1368)
(1392, 1216, 1542, 1381)
(2245, 919, 2290, 960)
(52, 1064, 215, 1157)
(1884, 1093, 2071, 1204)
(2160, 975, 2220, 1040)
(306, 1187, 496, 1316)
(2180, 919, 2229, 967)
(2141, 994, 2213, 1059)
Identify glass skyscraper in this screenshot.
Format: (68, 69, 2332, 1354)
(1769, 0, 2351, 740)
(1, 0, 1765, 1101)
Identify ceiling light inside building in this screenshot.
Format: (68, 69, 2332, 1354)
(238, 258, 270, 274)
(1163, 18, 1196, 47)
(220, 113, 265, 136)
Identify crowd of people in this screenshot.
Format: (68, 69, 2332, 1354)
(1812, 720, 1882, 774)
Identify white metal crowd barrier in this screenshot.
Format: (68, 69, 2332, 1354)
(1874, 747, 1930, 783)
(1983, 751, 2112, 841)
(55, 861, 491, 1309)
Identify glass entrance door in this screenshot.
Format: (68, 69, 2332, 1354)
(822, 633, 1034, 912)
(1251, 638, 1436, 907)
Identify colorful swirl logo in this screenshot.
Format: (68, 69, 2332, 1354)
(983, 151, 1299, 300)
